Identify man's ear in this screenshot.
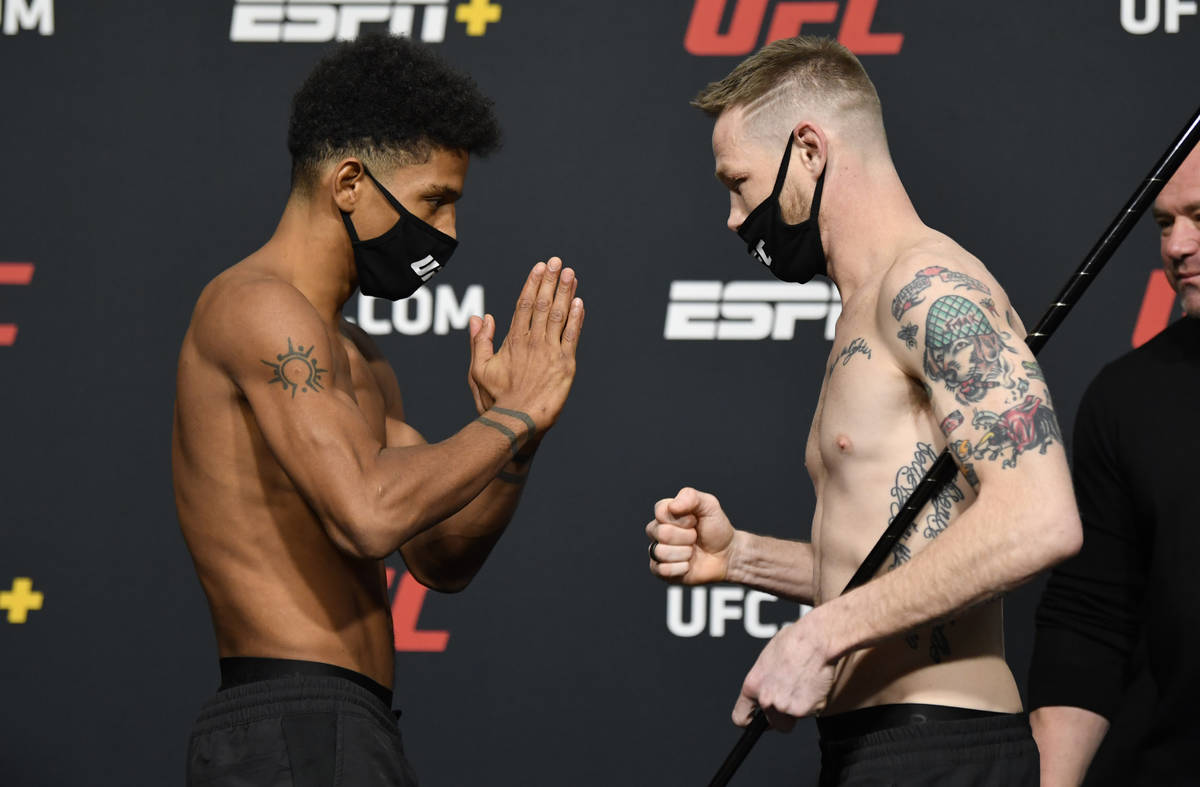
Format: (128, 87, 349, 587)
(331, 158, 367, 214)
(791, 122, 827, 177)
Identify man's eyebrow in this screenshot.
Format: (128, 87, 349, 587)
(714, 168, 738, 186)
(424, 184, 462, 201)
(1153, 201, 1200, 219)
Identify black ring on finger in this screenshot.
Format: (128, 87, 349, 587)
(648, 541, 662, 563)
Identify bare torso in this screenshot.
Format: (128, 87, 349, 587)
(808, 239, 1022, 715)
(173, 264, 398, 688)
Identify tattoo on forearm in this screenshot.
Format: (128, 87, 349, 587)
(970, 395, 1062, 469)
(491, 407, 536, 434)
(262, 338, 328, 398)
(496, 469, 528, 485)
(477, 416, 522, 455)
(891, 266, 992, 320)
(829, 337, 872, 377)
(477, 408, 536, 457)
(897, 323, 918, 350)
(1022, 360, 1045, 382)
(922, 295, 1017, 405)
(980, 297, 999, 318)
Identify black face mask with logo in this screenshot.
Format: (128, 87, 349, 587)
(340, 166, 459, 301)
(736, 133, 827, 284)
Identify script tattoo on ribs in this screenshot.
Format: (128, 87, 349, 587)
(262, 338, 328, 398)
(891, 265, 992, 321)
(904, 623, 954, 663)
(829, 337, 872, 377)
(887, 442, 965, 569)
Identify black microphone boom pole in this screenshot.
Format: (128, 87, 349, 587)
(706, 104, 1200, 787)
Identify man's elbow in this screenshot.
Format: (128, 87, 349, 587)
(324, 496, 417, 561)
(1033, 502, 1083, 568)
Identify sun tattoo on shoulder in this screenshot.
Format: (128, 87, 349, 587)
(262, 338, 328, 398)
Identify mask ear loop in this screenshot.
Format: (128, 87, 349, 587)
(770, 134, 794, 198)
(359, 163, 460, 248)
(361, 164, 415, 219)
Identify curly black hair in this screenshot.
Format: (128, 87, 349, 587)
(288, 34, 501, 191)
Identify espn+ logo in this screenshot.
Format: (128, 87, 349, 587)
(685, 0, 903, 56)
(664, 280, 842, 342)
(231, 0, 451, 43)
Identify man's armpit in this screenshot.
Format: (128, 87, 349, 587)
(260, 336, 330, 399)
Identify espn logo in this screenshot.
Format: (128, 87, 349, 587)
(231, 0, 449, 43)
(664, 280, 841, 341)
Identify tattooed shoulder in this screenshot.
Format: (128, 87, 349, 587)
(891, 264, 992, 321)
(262, 338, 328, 399)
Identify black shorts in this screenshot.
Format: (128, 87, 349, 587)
(817, 703, 1039, 786)
(187, 658, 419, 787)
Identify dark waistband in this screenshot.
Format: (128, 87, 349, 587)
(219, 657, 393, 709)
(817, 703, 1007, 741)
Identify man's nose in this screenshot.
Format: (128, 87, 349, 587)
(439, 206, 458, 241)
(1164, 217, 1200, 262)
(727, 203, 746, 233)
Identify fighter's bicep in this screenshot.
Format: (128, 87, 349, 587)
(203, 284, 382, 525)
(879, 264, 1064, 486)
(364, 354, 427, 449)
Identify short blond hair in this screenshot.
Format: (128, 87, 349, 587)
(693, 36, 882, 141)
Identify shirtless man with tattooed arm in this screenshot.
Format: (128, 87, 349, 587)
(646, 37, 1080, 784)
(173, 38, 584, 785)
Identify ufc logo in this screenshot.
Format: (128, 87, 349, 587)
(1132, 269, 1179, 347)
(684, 0, 903, 56)
(410, 254, 441, 282)
(752, 239, 772, 267)
(1121, 0, 1197, 34)
(0, 263, 34, 347)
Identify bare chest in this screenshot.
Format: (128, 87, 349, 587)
(806, 318, 927, 484)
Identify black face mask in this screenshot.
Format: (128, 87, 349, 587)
(736, 134, 827, 284)
(340, 166, 459, 301)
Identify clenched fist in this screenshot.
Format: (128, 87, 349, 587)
(645, 487, 739, 585)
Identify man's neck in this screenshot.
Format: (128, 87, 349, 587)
(822, 160, 927, 305)
(260, 194, 357, 324)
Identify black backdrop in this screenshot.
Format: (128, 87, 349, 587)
(1, 1, 1194, 784)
